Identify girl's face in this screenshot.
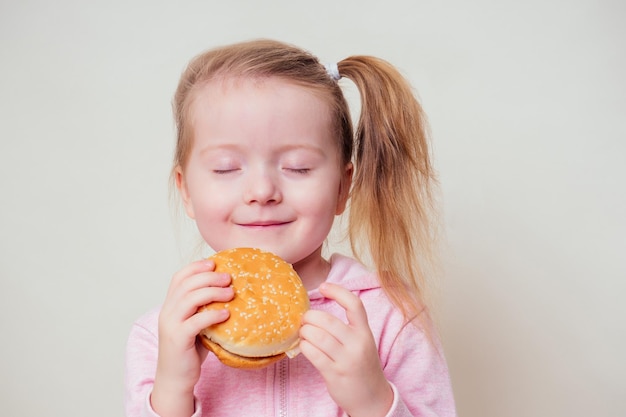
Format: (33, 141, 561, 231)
(177, 77, 351, 283)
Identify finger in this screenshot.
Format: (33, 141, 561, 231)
(299, 338, 334, 370)
(301, 309, 348, 343)
(167, 268, 231, 307)
(187, 307, 230, 335)
(163, 277, 234, 325)
(170, 260, 233, 293)
(171, 260, 215, 286)
(299, 318, 344, 353)
(171, 308, 230, 350)
(179, 271, 232, 294)
(319, 282, 369, 328)
(182, 286, 234, 318)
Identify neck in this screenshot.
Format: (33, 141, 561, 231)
(293, 246, 330, 291)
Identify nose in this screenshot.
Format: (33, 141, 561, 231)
(243, 169, 282, 205)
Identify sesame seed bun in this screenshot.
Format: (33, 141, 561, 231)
(198, 248, 309, 369)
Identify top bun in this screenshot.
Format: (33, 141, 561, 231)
(199, 248, 309, 365)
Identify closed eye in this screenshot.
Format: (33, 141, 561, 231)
(285, 168, 311, 174)
(213, 169, 239, 174)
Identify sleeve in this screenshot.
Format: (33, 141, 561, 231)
(381, 320, 457, 417)
(124, 317, 203, 417)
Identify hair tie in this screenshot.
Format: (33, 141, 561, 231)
(323, 62, 341, 81)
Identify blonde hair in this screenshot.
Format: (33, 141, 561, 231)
(172, 39, 439, 328)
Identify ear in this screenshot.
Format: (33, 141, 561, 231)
(335, 162, 353, 215)
(174, 165, 196, 219)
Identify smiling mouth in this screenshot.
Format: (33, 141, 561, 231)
(238, 221, 291, 228)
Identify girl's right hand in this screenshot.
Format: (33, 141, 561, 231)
(151, 260, 234, 417)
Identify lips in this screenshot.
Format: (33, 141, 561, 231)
(238, 220, 292, 227)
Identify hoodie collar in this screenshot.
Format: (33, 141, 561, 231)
(307, 253, 381, 300)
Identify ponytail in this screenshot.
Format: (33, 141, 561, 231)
(338, 56, 439, 325)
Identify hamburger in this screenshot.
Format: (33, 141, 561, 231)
(198, 247, 310, 369)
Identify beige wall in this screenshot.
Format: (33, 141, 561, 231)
(1, 1, 624, 416)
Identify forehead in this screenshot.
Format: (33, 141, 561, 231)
(189, 76, 336, 149)
(191, 76, 331, 117)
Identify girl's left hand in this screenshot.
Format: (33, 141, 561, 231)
(299, 282, 394, 417)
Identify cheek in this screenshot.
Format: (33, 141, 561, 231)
(293, 180, 341, 216)
(186, 180, 233, 220)
(191, 196, 233, 250)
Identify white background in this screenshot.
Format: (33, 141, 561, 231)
(1, 1, 624, 416)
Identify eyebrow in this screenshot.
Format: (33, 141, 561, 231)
(198, 142, 327, 157)
(275, 143, 327, 156)
(197, 142, 240, 155)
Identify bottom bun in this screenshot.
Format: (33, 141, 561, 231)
(200, 335, 285, 369)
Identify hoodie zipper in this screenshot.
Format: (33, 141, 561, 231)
(276, 359, 289, 417)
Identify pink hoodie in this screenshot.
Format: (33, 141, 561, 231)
(125, 254, 456, 416)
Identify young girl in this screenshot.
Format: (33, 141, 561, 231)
(125, 39, 456, 417)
